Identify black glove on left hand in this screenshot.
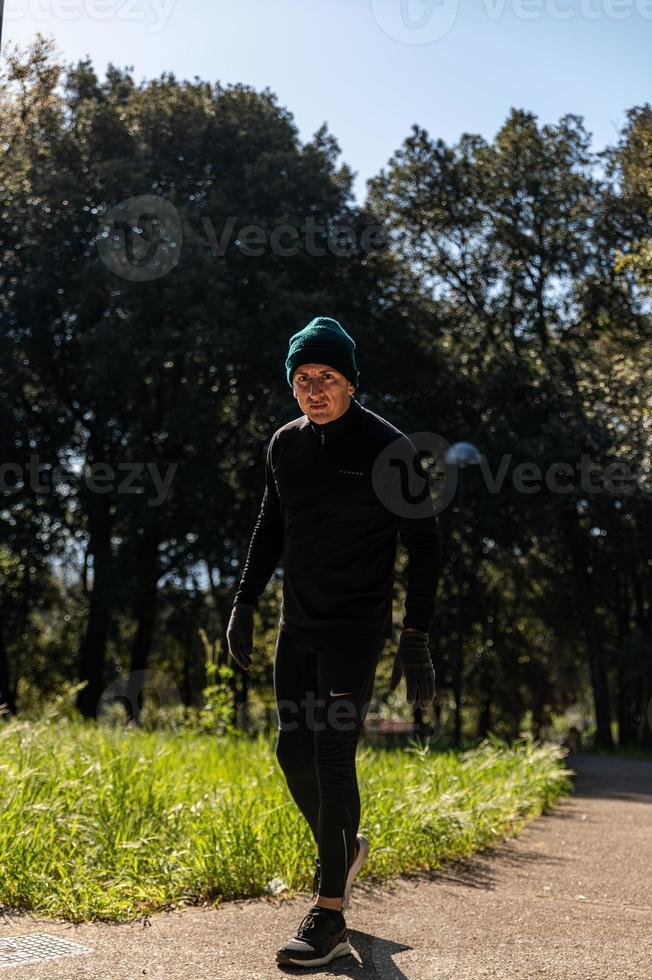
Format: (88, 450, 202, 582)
(226, 602, 255, 670)
(389, 630, 436, 708)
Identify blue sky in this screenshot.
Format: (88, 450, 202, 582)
(4, 0, 651, 202)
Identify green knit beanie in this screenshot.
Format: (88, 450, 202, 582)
(286, 317, 359, 388)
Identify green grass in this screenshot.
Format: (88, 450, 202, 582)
(0, 719, 572, 922)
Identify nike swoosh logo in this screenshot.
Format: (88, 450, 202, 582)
(330, 689, 353, 697)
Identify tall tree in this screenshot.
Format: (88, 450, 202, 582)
(367, 108, 650, 747)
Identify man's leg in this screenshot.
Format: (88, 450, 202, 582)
(273, 627, 320, 843)
(313, 636, 385, 906)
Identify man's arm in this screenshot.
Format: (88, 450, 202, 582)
(233, 435, 284, 608)
(398, 509, 443, 634)
(396, 441, 443, 633)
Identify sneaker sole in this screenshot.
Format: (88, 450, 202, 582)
(342, 834, 369, 911)
(277, 940, 352, 967)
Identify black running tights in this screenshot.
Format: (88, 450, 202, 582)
(272, 627, 384, 899)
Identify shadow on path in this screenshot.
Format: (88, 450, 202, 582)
(565, 751, 652, 803)
(328, 751, 652, 909)
(276, 931, 413, 978)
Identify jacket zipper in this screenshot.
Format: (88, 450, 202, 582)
(319, 431, 324, 455)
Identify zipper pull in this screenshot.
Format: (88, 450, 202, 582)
(320, 431, 324, 454)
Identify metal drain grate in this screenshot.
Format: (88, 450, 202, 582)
(0, 933, 92, 969)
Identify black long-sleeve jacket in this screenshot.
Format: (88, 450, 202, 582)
(233, 396, 442, 639)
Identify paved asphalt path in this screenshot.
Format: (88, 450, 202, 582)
(1, 752, 651, 979)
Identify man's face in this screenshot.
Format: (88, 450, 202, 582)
(291, 363, 355, 423)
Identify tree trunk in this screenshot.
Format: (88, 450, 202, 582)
(614, 573, 636, 747)
(477, 697, 491, 739)
(127, 526, 161, 725)
(206, 561, 246, 727)
(453, 473, 466, 746)
(76, 494, 114, 719)
(182, 625, 193, 707)
(569, 537, 613, 749)
(632, 569, 652, 749)
(0, 626, 16, 716)
(583, 591, 613, 749)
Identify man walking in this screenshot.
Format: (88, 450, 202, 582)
(226, 316, 442, 967)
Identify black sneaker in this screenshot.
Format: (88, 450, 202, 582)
(275, 906, 352, 967)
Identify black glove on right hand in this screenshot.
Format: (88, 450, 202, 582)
(226, 602, 255, 670)
(389, 630, 436, 708)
